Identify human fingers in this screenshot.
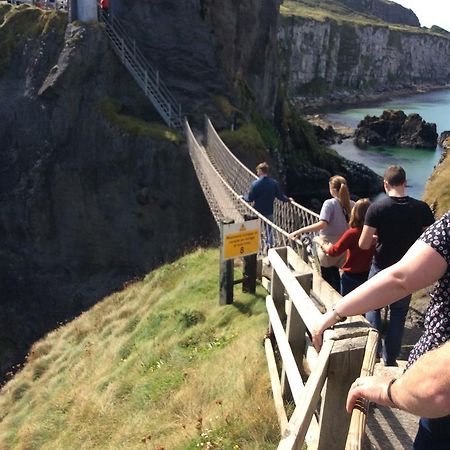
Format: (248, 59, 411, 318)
(312, 329, 323, 352)
(346, 378, 365, 412)
(346, 376, 393, 412)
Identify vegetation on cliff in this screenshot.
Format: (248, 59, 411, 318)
(0, 249, 279, 449)
(280, 0, 448, 37)
(0, 4, 66, 75)
(423, 151, 450, 218)
(97, 97, 182, 144)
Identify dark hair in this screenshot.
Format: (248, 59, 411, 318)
(256, 162, 269, 174)
(384, 165, 406, 187)
(349, 198, 371, 228)
(329, 175, 351, 218)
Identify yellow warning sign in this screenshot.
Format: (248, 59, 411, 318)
(222, 219, 260, 260)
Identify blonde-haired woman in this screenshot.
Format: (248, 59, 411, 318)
(289, 175, 353, 291)
(321, 198, 375, 295)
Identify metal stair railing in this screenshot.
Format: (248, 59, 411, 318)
(100, 11, 183, 130)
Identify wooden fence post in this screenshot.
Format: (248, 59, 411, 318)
(317, 335, 367, 450)
(242, 214, 257, 294)
(242, 253, 257, 293)
(219, 218, 234, 305)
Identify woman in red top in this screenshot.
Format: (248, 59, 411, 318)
(321, 198, 375, 295)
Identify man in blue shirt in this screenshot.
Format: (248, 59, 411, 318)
(243, 162, 292, 247)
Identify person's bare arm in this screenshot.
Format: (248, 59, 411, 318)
(312, 240, 447, 350)
(347, 342, 450, 418)
(289, 220, 327, 239)
(358, 225, 376, 249)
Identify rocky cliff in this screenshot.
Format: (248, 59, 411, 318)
(112, 0, 280, 124)
(279, 7, 450, 108)
(0, 0, 384, 381)
(0, 6, 216, 380)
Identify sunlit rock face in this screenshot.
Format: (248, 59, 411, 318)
(279, 16, 450, 105)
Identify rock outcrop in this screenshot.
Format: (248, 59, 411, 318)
(313, 124, 348, 145)
(354, 110, 438, 149)
(439, 131, 450, 150)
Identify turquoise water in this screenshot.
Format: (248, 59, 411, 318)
(327, 88, 450, 199)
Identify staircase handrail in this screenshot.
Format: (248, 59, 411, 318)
(107, 15, 180, 111)
(100, 11, 182, 129)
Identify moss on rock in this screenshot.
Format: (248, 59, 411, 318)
(0, 5, 66, 76)
(96, 97, 181, 145)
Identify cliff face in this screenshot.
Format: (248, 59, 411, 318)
(114, 0, 280, 123)
(279, 17, 450, 103)
(0, 7, 215, 379)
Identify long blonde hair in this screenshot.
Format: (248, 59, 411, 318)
(349, 198, 370, 228)
(329, 175, 351, 218)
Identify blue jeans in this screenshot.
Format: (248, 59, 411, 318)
(365, 263, 411, 365)
(340, 271, 369, 296)
(321, 266, 340, 292)
(414, 416, 450, 449)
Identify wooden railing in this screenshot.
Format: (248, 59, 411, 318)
(265, 247, 378, 450)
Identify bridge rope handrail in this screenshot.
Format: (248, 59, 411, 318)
(186, 120, 316, 260)
(204, 117, 320, 234)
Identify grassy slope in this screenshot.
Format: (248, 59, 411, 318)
(280, 0, 450, 38)
(423, 152, 450, 218)
(0, 249, 279, 449)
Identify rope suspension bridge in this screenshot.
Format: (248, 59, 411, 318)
(96, 10, 379, 450)
(99, 10, 321, 261)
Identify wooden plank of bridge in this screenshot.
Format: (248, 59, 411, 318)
(317, 334, 368, 450)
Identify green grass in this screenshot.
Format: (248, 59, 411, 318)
(0, 249, 279, 449)
(280, 0, 450, 39)
(97, 97, 182, 145)
(220, 123, 268, 161)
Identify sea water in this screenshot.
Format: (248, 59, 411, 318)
(326, 88, 450, 199)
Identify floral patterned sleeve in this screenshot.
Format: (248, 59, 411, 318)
(420, 212, 450, 265)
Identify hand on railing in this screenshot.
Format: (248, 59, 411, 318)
(288, 231, 299, 240)
(311, 307, 343, 351)
(346, 374, 396, 413)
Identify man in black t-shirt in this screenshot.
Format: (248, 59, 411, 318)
(359, 165, 434, 366)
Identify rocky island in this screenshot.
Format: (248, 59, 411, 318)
(354, 110, 438, 149)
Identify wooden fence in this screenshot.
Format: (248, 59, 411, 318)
(264, 247, 378, 450)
